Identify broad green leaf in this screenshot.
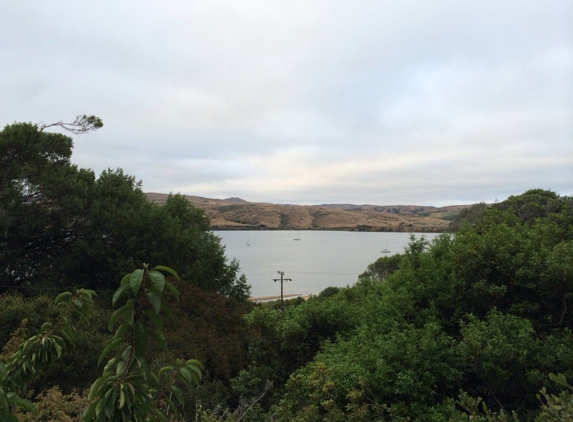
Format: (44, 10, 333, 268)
(116, 358, 128, 376)
(179, 365, 199, 389)
(146, 290, 161, 314)
(185, 362, 202, 382)
(128, 379, 150, 394)
(108, 300, 134, 331)
(163, 280, 180, 301)
(54, 291, 72, 304)
(78, 288, 97, 298)
(136, 355, 151, 381)
(98, 337, 124, 366)
(186, 359, 203, 368)
(148, 270, 165, 293)
(40, 322, 52, 334)
(169, 384, 185, 406)
(53, 340, 63, 358)
(104, 394, 114, 419)
(11, 395, 37, 414)
(154, 265, 179, 280)
(83, 402, 97, 420)
(88, 373, 109, 400)
(129, 269, 144, 295)
(120, 273, 131, 286)
(178, 371, 194, 392)
(112, 284, 130, 307)
(120, 345, 133, 360)
(113, 323, 129, 340)
(95, 391, 108, 416)
(59, 325, 75, 346)
(158, 365, 173, 377)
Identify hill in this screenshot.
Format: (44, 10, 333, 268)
(146, 193, 472, 232)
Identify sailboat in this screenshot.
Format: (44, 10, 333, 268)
(293, 230, 301, 241)
(381, 240, 390, 253)
(246, 235, 250, 246)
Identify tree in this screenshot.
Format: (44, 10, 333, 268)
(0, 119, 249, 299)
(359, 253, 403, 281)
(0, 120, 97, 290)
(84, 264, 202, 421)
(231, 190, 573, 420)
(0, 264, 203, 421)
(494, 189, 563, 224)
(448, 202, 489, 232)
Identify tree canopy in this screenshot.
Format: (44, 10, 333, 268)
(0, 120, 249, 299)
(227, 189, 573, 421)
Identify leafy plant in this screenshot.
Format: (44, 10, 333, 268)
(0, 264, 202, 421)
(536, 373, 573, 422)
(84, 264, 202, 421)
(0, 288, 95, 421)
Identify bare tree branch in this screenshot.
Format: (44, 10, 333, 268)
(40, 115, 103, 135)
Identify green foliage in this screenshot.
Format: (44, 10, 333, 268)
(84, 264, 202, 421)
(359, 253, 403, 281)
(457, 310, 540, 410)
(448, 202, 489, 231)
(536, 373, 573, 421)
(0, 294, 60, 351)
(0, 264, 204, 421)
(163, 280, 255, 382)
(275, 321, 463, 420)
(230, 190, 573, 420)
(13, 386, 90, 422)
(494, 189, 563, 225)
(447, 390, 518, 422)
(0, 288, 95, 420)
(231, 289, 366, 412)
(0, 121, 249, 299)
(0, 121, 96, 290)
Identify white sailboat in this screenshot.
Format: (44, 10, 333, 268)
(381, 240, 390, 253)
(293, 230, 301, 241)
(246, 235, 250, 246)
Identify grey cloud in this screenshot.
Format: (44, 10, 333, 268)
(1, 1, 571, 206)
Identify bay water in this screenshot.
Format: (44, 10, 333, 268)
(214, 231, 437, 298)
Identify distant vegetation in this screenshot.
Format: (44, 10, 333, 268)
(0, 120, 249, 299)
(1, 118, 571, 420)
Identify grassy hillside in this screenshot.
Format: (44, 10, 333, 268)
(146, 193, 471, 232)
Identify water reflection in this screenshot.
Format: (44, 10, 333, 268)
(215, 231, 437, 297)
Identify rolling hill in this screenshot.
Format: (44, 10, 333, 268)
(146, 193, 472, 232)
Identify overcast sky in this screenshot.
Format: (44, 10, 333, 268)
(1, 1, 571, 206)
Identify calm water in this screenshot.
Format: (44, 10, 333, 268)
(214, 231, 437, 297)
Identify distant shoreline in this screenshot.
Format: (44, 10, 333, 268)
(250, 294, 309, 303)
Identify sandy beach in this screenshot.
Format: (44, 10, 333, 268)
(249, 294, 309, 302)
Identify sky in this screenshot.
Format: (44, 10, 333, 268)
(1, 1, 572, 206)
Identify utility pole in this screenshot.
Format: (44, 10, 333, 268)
(273, 271, 291, 310)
